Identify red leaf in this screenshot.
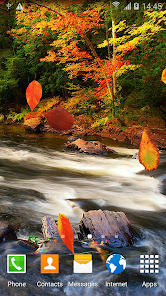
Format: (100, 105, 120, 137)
(58, 214, 74, 254)
(26, 80, 42, 111)
(44, 108, 74, 131)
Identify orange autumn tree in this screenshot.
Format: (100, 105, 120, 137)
(37, 3, 128, 116)
(11, 1, 140, 117)
(12, 2, 135, 115)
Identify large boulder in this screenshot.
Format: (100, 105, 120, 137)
(41, 211, 134, 249)
(24, 118, 43, 132)
(66, 138, 117, 155)
(79, 210, 134, 247)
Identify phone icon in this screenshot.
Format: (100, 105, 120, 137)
(7, 255, 26, 273)
(11, 257, 22, 270)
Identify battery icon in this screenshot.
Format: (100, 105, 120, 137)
(134, 3, 139, 10)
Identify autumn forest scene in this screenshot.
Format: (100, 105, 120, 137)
(0, 0, 166, 133)
(0, 1, 166, 295)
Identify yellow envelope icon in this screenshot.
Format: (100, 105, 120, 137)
(73, 254, 92, 273)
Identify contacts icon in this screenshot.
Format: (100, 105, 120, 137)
(44, 257, 56, 270)
(41, 254, 59, 273)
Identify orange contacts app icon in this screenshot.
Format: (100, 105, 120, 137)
(41, 254, 59, 273)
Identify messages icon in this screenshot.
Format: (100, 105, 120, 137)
(73, 254, 92, 273)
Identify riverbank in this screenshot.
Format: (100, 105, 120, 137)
(23, 117, 166, 149)
(2, 119, 166, 150)
(1, 95, 165, 149)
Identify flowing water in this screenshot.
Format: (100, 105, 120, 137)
(0, 124, 166, 296)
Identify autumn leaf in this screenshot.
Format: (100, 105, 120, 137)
(44, 108, 74, 131)
(139, 129, 160, 171)
(58, 213, 74, 254)
(0, 0, 6, 3)
(161, 68, 166, 84)
(26, 80, 42, 111)
(89, 241, 109, 264)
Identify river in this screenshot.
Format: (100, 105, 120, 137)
(0, 124, 166, 296)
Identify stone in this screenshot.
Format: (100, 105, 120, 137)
(0, 221, 17, 242)
(24, 118, 43, 132)
(68, 136, 78, 142)
(66, 138, 117, 155)
(41, 215, 78, 240)
(79, 210, 134, 247)
(41, 216, 60, 240)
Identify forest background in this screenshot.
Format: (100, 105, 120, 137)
(0, 0, 166, 129)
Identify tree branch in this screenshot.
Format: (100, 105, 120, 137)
(27, 1, 114, 106)
(28, 1, 65, 17)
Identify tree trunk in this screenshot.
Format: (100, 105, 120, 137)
(112, 19, 117, 98)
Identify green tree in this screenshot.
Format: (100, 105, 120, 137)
(98, 8, 166, 116)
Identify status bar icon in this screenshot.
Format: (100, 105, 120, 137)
(112, 1, 120, 9)
(6, 2, 11, 9)
(16, 3, 23, 11)
(134, 3, 139, 10)
(124, 2, 131, 10)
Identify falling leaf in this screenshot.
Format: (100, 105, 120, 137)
(139, 129, 160, 171)
(44, 108, 74, 131)
(58, 213, 74, 254)
(161, 68, 166, 84)
(26, 80, 42, 111)
(89, 241, 109, 264)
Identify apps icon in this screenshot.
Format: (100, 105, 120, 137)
(140, 255, 159, 273)
(106, 254, 126, 274)
(73, 254, 92, 273)
(7, 254, 26, 273)
(41, 254, 59, 273)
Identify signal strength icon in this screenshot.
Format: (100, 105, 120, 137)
(112, 1, 120, 9)
(124, 2, 131, 10)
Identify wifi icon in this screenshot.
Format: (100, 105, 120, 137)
(112, 1, 120, 9)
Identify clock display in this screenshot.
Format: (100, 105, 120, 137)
(142, 3, 163, 10)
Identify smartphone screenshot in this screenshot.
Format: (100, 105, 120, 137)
(0, 1, 166, 295)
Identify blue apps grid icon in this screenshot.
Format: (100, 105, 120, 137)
(106, 254, 126, 274)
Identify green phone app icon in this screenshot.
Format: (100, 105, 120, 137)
(7, 255, 26, 273)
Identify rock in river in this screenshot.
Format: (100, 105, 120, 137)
(66, 138, 117, 155)
(24, 118, 43, 132)
(41, 210, 134, 249)
(79, 209, 134, 247)
(0, 221, 17, 243)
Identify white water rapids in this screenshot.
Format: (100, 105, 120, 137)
(0, 144, 165, 218)
(0, 134, 165, 296)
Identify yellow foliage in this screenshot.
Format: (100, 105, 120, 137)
(37, 97, 61, 112)
(116, 64, 140, 77)
(98, 10, 166, 52)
